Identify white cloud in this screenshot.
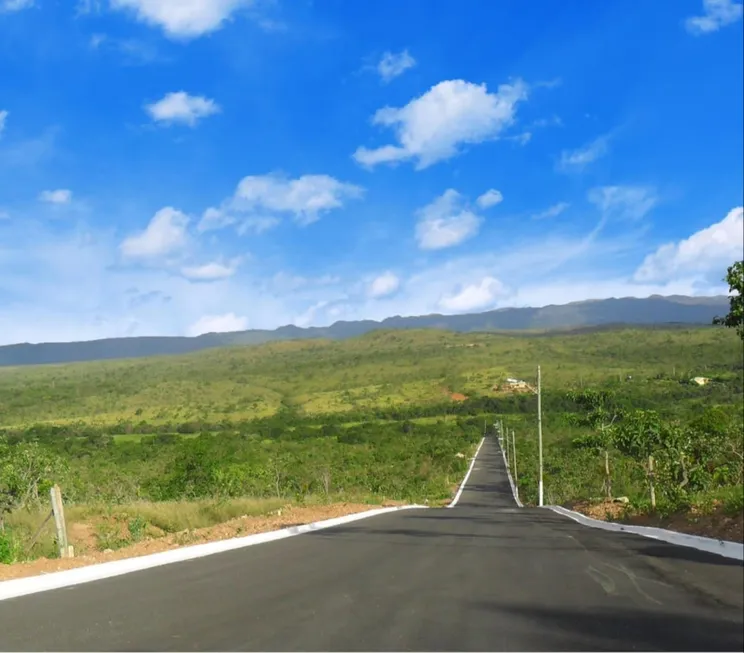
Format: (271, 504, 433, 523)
(187, 312, 248, 336)
(377, 50, 416, 82)
(0, 110, 7, 136)
(2, 204, 734, 346)
(439, 276, 506, 312)
(198, 207, 235, 232)
(353, 78, 528, 170)
(476, 189, 503, 209)
(368, 271, 400, 298)
(532, 202, 570, 220)
(634, 206, 744, 283)
(89, 33, 165, 65)
(685, 0, 743, 34)
(120, 207, 189, 258)
(145, 91, 220, 127)
(181, 258, 241, 281)
(201, 173, 364, 230)
(558, 134, 610, 171)
(111, 0, 252, 39)
(1, 0, 33, 12)
(38, 189, 72, 204)
(415, 189, 483, 250)
(236, 216, 281, 235)
(588, 186, 657, 221)
(508, 132, 532, 146)
(294, 300, 329, 328)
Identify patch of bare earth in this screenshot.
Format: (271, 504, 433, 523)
(0, 502, 401, 582)
(571, 500, 744, 543)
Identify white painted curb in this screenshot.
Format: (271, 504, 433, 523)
(547, 505, 744, 562)
(447, 437, 485, 508)
(497, 436, 523, 507)
(0, 504, 428, 602)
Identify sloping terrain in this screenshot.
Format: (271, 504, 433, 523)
(0, 295, 729, 367)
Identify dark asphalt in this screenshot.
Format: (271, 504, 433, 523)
(1, 436, 742, 652)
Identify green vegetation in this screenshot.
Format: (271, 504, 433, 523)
(713, 259, 744, 339)
(1, 324, 742, 563)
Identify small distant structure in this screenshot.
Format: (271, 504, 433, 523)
(691, 376, 711, 386)
(492, 377, 536, 394)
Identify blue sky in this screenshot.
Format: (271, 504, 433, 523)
(0, 0, 742, 344)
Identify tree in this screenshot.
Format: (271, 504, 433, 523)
(0, 443, 66, 529)
(567, 390, 624, 498)
(713, 260, 744, 339)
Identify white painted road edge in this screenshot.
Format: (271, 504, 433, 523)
(497, 436, 524, 508)
(447, 437, 485, 508)
(548, 505, 744, 562)
(0, 504, 428, 602)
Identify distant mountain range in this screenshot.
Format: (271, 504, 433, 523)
(0, 294, 730, 368)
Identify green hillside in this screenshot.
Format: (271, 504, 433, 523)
(1, 326, 740, 427)
(1, 325, 742, 562)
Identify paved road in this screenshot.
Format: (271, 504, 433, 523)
(1, 437, 742, 651)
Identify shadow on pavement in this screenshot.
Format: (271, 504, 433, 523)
(315, 509, 743, 568)
(471, 602, 744, 652)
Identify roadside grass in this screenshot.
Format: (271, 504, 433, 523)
(3, 497, 290, 560)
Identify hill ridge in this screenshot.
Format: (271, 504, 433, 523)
(0, 294, 729, 368)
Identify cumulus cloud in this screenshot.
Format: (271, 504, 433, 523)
(3, 201, 735, 346)
(588, 186, 657, 221)
(353, 78, 528, 170)
(439, 276, 506, 312)
(476, 189, 503, 209)
(634, 206, 743, 283)
(377, 50, 416, 82)
(685, 0, 743, 34)
(558, 134, 610, 171)
(0, 110, 7, 136)
(415, 189, 483, 250)
(368, 271, 400, 298)
(236, 216, 281, 235)
(531, 202, 570, 220)
(38, 189, 72, 204)
(181, 258, 241, 281)
(200, 173, 364, 230)
(145, 91, 220, 126)
(111, 0, 252, 39)
(120, 206, 189, 258)
(187, 312, 248, 336)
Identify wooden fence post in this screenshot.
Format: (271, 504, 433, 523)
(50, 484, 71, 559)
(648, 456, 656, 510)
(604, 450, 612, 499)
(503, 429, 509, 468)
(511, 429, 519, 500)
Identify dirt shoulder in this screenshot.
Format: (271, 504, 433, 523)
(0, 501, 406, 582)
(571, 500, 744, 543)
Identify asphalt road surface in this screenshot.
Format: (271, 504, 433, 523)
(1, 436, 742, 652)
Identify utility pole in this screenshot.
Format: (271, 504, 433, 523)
(537, 365, 544, 507)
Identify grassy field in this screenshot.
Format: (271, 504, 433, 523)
(1, 324, 742, 563)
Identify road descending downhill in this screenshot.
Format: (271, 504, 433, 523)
(0, 437, 742, 652)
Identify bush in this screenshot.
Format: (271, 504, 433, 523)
(0, 528, 22, 565)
